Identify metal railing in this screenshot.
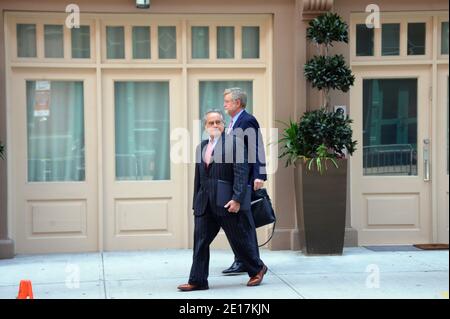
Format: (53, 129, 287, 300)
(116, 151, 156, 180)
(363, 144, 417, 176)
(28, 155, 85, 182)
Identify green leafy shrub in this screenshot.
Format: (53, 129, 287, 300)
(279, 12, 357, 173)
(279, 110, 357, 172)
(306, 12, 349, 46)
(304, 55, 355, 93)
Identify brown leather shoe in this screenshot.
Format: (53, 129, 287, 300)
(247, 265, 268, 287)
(177, 283, 209, 292)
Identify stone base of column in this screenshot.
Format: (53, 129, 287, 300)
(0, 239, 15, 259)
(344, 227, 358, 247)
(268, 228, 301, 250)
(269, 227, 358, 251)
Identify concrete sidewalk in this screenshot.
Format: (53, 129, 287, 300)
(0, 247, 448, 299)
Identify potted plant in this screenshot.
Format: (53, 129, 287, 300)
(279, 12, 357, 255)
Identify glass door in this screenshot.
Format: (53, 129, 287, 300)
(11, 69, 98, 253)
(351, 67, 432, 245)
(102, 69, 187, 250)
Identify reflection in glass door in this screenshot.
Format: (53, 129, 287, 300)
(114, 81, 170, 181)
(199, 80, 253, 115)
(363, 79, 418, 176)
(199, 80, 253, 139)
(26, 81, 85, 182)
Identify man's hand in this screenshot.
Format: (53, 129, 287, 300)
(224, 200, 241, 214)
(253, 179, 264, 191)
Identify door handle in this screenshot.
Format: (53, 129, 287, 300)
(423, 138, 430, 182)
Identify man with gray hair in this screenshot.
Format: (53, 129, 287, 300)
(222, 87, 268, 275)
(178, 109, 267, 291)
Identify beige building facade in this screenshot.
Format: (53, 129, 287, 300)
(0, 0, 448, 257)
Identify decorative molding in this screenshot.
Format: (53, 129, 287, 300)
(302, 0, 334, 21)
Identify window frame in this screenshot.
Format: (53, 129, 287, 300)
(7, 12, 269, 67)
(380, 22, 401, 57)
(350, 12, 434, 62)
(8, 13, 96, 64)
(186, 16, 268, 64)
(100, 16, 182, 64)
(438, 16, 449, 59)
(189, 25, 211, 61)
(131, 25, 152, 60)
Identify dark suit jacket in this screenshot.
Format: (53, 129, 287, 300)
(231, 110, 267, 182)
(192, 133, 250, 217)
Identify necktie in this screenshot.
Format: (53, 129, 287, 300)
(204, 139, 214, 167)
(226, 119, 234, 135)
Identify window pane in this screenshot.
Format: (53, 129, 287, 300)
(27, 81, 85, 182)
(199, 81, 253, 139)
(363, 79, 418, 176)
(192, 26, 209, 59)
(217, 27, 235, 59)
(242, 26, 260, 59)
(382, 23, 400, 56)
(158, 26, 176, 59)
(17, 24, 36, 57)
(442, 22, 449, 55)
(106, 26, 125, 59)
(115, 82, 170, 180)
(44, 25, 64, 58)
(132, 26, 151, 59)
(408, 23, 426, 55)
(356, 24, 374, 56)
(71, 26, 90, 58)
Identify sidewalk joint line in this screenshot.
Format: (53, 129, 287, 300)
(101, 252, 107, 299)
(269, 270, 306, 299)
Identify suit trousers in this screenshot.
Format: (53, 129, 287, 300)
(189, 201, 264, 287)
(230, 204, 260, 263)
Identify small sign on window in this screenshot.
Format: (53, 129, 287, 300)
(34, 81, 51, 118)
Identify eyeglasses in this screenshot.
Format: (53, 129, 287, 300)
(207, 120, 224, 126)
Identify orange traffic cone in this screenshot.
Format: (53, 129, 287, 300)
(17, 280, 34, 299)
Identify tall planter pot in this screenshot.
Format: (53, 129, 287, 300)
(294, 159, 347, 255)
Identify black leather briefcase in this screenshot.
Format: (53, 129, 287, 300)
(251, 188, 276, 228)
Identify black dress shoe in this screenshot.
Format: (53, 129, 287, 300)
(222, 260, 247, 274)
